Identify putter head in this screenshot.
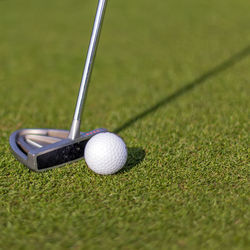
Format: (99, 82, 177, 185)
(9, 128, 108, 172)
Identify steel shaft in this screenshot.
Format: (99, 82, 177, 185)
(69, 0, 107, 140)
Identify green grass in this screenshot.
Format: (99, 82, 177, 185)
(0, 0, 249, 249)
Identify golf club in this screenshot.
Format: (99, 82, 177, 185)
(9, 0, 108, 172)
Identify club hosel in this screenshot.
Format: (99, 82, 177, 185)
(68, 119, 81, 140)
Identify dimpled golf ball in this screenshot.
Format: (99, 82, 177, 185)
(84, 132, 128, 175)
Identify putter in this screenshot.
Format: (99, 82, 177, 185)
(9, 0, 108, 172)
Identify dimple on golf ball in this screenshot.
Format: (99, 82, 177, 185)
(84, 132, 128, 175)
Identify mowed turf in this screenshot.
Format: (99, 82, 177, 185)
(0, 0, 249, 249)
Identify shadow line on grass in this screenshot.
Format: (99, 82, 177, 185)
(114, 45, 250, 133)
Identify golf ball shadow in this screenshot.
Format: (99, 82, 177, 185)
(117, 147, 146, 174)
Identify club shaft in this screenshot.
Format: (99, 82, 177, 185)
(69, 0, 107, 139)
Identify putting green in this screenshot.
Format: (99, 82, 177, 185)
(0, 0, 249, 249)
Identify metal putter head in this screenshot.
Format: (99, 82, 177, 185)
(9, 0, 108, 172)
(9, 128, 108, 172)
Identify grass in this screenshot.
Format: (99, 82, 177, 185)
(0, 0, 249, 249)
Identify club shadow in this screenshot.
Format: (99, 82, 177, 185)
(118, 147, 145, 174)
(114, 45, 250, 134)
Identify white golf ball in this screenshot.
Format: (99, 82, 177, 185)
(84, 132, 128, 175)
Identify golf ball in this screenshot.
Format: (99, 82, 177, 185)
(84, 132, 127, 175)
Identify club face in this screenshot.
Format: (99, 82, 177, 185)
(9, 128, 108, 172)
